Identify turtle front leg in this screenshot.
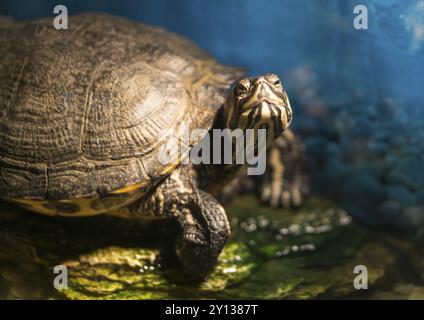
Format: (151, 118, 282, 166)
(175, 189, 230, 278)
(259, 129, 310, 208)
(127, 164, 230, 279)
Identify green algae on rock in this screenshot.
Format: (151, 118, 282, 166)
(0, 196, 423, 299)
(62, 243, 255, 299)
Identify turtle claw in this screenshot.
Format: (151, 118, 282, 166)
(261, 180, 308, 208)
(175, 230, 215, 280)
(175, 190, 230, 280)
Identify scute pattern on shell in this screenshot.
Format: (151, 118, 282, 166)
(0, 13, 244, 199)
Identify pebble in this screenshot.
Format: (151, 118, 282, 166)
(318, 158, 350, 194)
(402, 206, 424, 229)
(385, 185, 417, 206)
(384, 154, 398, 168)
(373, 130, 390, 142)
(369, 141, 389, 154)
(349, 116, 373, 137)
(288, 224, 301, 235)
(325, 142, 342, 158)
(314, 225, 332, 233)
(378, 200, 401, 217)
(389, 135, 407, 148)
(304, 137, 328, 157)
(387, 157, 424, 190)
(405, 146, 421, 158)
(341, 174, 385, 210)
(351, 163, 386, 179)
(415, 190, 424, 204)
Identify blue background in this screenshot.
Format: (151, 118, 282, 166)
(1, 0, 423, 106)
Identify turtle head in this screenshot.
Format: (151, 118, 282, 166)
(224, 73, 292, 143)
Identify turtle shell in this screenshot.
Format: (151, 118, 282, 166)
(0, 13, 243, 200)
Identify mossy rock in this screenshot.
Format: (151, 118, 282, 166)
(62, 243, 255, 299)
(0, 196, 422, 299)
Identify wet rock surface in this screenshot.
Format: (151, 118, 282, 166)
(0, 196, 422, 300)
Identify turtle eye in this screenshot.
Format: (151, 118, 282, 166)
(235, 82, 249, 96)
(272, 78, 284, 91)
(268, 74, 282, 88)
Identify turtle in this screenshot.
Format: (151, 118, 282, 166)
(0, 14, 309, 278)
